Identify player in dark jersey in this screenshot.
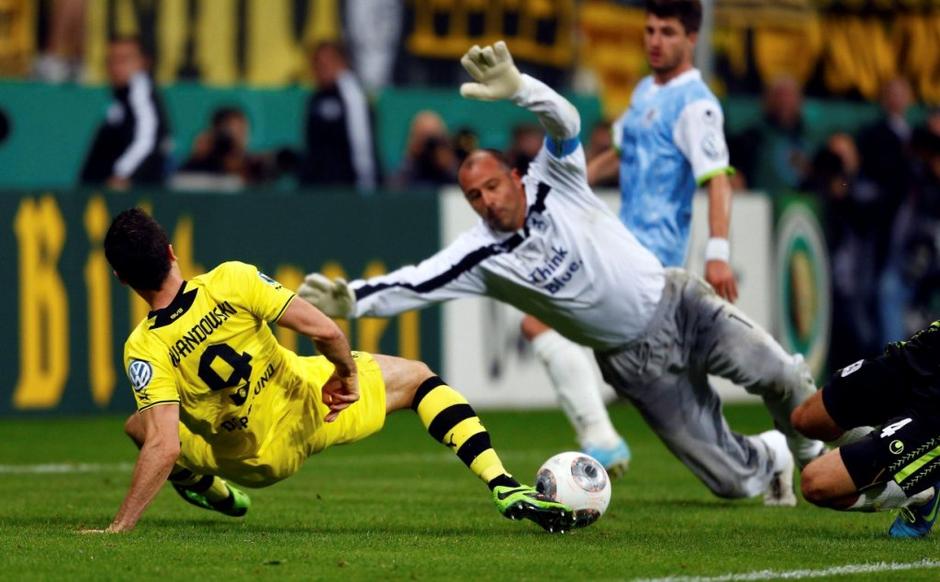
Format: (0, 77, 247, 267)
(791, 321, 940, 537)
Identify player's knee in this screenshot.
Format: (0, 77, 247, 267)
(406, 359, 435, 385)
(799, 463, 834, 506)
(790, 403, 812, 436)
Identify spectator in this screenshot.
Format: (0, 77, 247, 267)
(79, 37, 171, 189)
(880, 131, 940, 342)
(301, 40, 379, 191)
(505, 123, 543, 175)
(394, 110, 457, 189)
(175, 107, 279, 188)
(807, 133, 883, 368)
(729, 76, 810, 194)
(34, 0, 86, 83)
(912, 107, 940, 164)
(858, 78, 913, 268)
(453, 127, 479, 165)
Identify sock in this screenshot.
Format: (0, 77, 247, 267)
(847, 482, 933, 512)
(169, 465, 230, 502)
(531, 329, 621, 449)
(411, 376, 518, 491)
(758, 429, 792, 473)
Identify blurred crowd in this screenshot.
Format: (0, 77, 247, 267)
(729, 76, 940, 363)
(26, 21, 940, 370)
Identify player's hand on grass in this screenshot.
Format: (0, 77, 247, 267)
(706, 260, 738, 303)
(321, 371, 360, 423)
(298, 274, 356, 318)
(460, 41, 523, 101)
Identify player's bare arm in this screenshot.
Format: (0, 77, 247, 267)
(586, 147, 619, 186)
(705, 172, 738, 303)
(84, 403, 181, 533)
(278, 297, 359, 422)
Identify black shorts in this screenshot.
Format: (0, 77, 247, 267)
(822, 355, 940, 494)
(839, 414, 940, 494)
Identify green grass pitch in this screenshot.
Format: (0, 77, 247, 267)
(0, 404, 938, 580)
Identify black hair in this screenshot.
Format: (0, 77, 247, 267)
(104, 208, 172, 291)
(645, 0, 702, 34)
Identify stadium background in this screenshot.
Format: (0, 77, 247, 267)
(0, 0, 938, 416)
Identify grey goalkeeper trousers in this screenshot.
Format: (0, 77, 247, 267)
(594, 269, 817, 498)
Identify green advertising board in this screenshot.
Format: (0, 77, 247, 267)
(0, 189, 440, 416)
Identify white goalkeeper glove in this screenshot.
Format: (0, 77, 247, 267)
(459, 40, 523, 101)
(298, 274, 356, 318)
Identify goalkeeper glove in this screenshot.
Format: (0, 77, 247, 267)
(298, 274, 356, 318)
(459, 41, 523, 101)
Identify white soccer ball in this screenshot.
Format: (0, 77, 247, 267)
(535, 451, 611, 529)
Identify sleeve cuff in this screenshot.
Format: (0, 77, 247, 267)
(696, 166, 735, 187)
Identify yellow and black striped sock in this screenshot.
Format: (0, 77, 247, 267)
(169, 466, 230, 502)
(412, 376, 520, 491)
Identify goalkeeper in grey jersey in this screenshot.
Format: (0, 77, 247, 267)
(299, 41, 823, 505)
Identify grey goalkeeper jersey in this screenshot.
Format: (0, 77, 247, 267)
(350, 75, 666, 351)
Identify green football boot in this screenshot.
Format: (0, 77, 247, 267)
(173, 479, 251, 518)
(493, 484, 574, 533)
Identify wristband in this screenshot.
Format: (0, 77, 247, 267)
(705, 238, 730, 263)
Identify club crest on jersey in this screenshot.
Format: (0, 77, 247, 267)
(258, 272, 282, 289)
(128, 359, 153, 392)
(701, 132, 725, 160)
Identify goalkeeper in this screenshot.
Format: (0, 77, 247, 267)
(301, 41, 823, 506)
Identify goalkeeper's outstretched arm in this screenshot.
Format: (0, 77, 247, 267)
(460, 41, 580, 142)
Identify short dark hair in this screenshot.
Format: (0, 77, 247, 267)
(104, 208, 172, 291)
(645, 0, 702, 34)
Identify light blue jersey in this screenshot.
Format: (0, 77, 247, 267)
(613, 69, 732, 267)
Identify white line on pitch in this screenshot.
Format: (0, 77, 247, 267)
(0, 462, 135, 474)
(635, 559, 940, 582)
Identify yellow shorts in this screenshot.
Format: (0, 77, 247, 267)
(177, 351, 387, 488)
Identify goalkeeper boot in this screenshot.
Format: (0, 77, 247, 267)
(583, 437, 631, 479)
(760, 430, 797, 507)
(173, 478, 251, 518)
(493, 484, 574, 533)
(889, 484, 940, 539)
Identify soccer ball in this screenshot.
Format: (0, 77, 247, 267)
(535, 452, 611, 529)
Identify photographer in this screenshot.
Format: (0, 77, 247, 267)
(176, 107, 280, 188)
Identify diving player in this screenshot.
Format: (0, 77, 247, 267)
(84, 208, 572, 533)
(522, 0, 744, 476)
(300, 41, 823, 505)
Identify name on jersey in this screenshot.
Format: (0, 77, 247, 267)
(527, 245, 583, 294)
(168, 301, 238, 367)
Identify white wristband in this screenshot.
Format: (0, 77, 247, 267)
(705, 238, 730, 263)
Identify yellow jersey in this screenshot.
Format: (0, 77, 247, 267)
(123, 261, 300, 460)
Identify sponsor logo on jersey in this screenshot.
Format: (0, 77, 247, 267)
(128, 359, 153, 392)
(525, 245, 584, 294)
(168, 301, 238, 367)
(258, 272, 283, 289)
(890, 440, 905, 455)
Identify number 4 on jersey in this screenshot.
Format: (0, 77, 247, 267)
(880, 418, 912, 439)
